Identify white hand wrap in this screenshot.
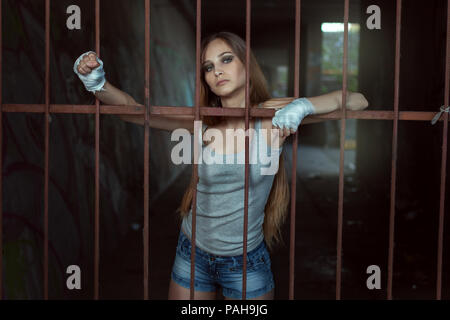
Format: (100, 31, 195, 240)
(73, 51, 106, 94)
(272, 97, 316, 130)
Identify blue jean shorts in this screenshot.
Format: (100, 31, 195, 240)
(171, 229, 275, 299)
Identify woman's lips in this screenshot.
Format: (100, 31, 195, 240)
(216, 80, 228, 86)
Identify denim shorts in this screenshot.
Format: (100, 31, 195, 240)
(171, 229, 275, 299)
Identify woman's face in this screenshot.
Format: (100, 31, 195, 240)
(202, 38, 246, 99)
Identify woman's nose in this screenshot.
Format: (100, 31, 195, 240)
(215, 70, 223, 76)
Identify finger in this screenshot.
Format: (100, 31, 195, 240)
(88, 54, 99, 66)
(80, 61, 91, 71)
(83, 55, 98, 68)
(78, 64, 90, 74)
(82, 53, 91, 62)
(82, 53, 97, 65)
(77, 65, 85, 75)
(83, 52, 97, 62)
(87, 60, 99, 68)
(79, 66, 90, 74)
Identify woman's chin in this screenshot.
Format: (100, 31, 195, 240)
(214, 88, 232, 97)
(215, 89, 243, 101)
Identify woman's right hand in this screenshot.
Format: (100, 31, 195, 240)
(73, 51, 106, 94)
(76, 52, 100, 75)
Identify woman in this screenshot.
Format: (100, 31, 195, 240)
(74, 31, 369, 300)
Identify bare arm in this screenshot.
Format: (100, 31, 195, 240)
(94, 81, 195, 133)
(260, 90, 369, 146)
(261, 90, 369, 124)
(75, 52, 195, 133)
(307, 89, 369, 113)
(94, 80, 134, 106)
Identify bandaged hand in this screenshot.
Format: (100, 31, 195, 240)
(272, 97, 316, 133)
(73, 51, 106, 94)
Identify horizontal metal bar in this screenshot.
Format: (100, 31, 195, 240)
(2, 104, 448, 122)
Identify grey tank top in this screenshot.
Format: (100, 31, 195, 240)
(181, 118, 283, 256)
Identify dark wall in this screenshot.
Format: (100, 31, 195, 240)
(2, 0, 448, 300)
(357, 0, 447, 198)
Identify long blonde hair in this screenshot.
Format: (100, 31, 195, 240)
(176, 31, 289, 251)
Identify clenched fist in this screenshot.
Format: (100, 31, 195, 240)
(73, 51, 106, 94)
(76, 52, 100, 75)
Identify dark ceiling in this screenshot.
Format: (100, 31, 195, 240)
(174, 0, 362, 33)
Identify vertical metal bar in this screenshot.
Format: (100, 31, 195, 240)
(336, 0, 349, 300)
(387, 0, 402, 300)
(0, 0, 3, 301)
(144, 0, 151, 300)
(94, 0, 101, 300)
(436, 0, 450, 301)
(289, 0, 302, 300)
(242, 0, 252, 300)
(44, 0, 50, 300)
(190, 0, 202, 300)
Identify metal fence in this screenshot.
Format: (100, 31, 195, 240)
(0, 0, 449, 300)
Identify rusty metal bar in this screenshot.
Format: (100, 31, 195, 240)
(143, 0, 151, 300)
(387, 0, 402, 300)
(0, 0, 3, 301)
(0, 0, 446, 301)
(436, 0, 450, 301)
(190, 0, 202, 300)
(3, 104, 448, 122)
(44, 0, 50, 300)
(242, 0, 252, 300)
(289, 0, 301, 300)
(336, 0, 349, 300)
(94, 0, 101, 300)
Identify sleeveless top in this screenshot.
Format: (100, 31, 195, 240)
(181, 118, 283, 256)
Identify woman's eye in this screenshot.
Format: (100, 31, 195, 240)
(223, 56, 233, 63)
(203, 56, 232, 72)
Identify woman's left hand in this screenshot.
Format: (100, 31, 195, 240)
(276, 127, 296, 139)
